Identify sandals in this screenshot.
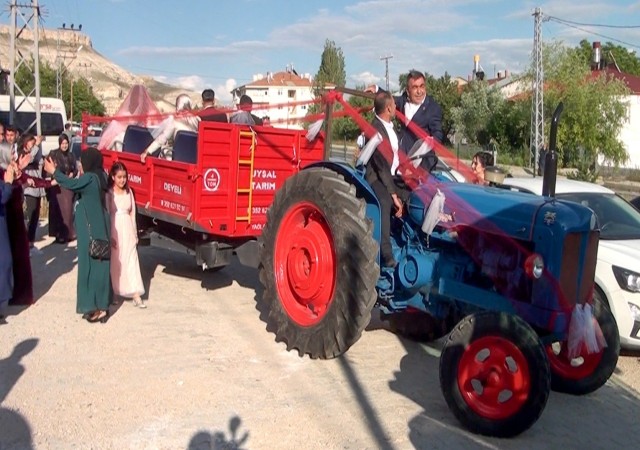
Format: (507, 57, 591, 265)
(87, 310, 109, 323)
(133, 297, 147, 309)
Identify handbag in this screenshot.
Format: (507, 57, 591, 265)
(81, 191, 111, 261)
(88, 237, 111, 260)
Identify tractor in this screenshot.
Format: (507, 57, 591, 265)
(257, 100, 619, 437)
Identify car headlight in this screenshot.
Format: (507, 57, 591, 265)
(612, 266, 640, 293)
(629, 303, 640, 321)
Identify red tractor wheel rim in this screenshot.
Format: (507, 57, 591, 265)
(457, 336, 531, 420)
(546, 341, 603, 380)
(274, 202, 336, 326)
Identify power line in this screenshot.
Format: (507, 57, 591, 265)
(124, 64, 256, 83)
(547, 16, 640, 50)
(546, 16, 640, 29)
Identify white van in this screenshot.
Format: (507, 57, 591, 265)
(0, 95, 67, 155)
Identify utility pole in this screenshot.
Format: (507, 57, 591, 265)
(8, 0, 42, 135)
(380, 55, 393, 91)
(530, 7, 546, 174)
(56, 24, 83, 99)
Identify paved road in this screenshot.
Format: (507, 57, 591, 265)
(1, 236, 639, 449)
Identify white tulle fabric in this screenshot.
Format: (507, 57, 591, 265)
(98, 85, 162, 151)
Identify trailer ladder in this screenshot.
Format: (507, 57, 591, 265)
(235, 130, 256, 222)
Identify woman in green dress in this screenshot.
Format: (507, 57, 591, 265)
(44, 147, 111, 323)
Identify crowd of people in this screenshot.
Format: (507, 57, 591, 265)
(1, 127, 54, 316)
(0, 123, 146, 323)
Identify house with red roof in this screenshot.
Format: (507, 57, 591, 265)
(231, 67, 332, 130)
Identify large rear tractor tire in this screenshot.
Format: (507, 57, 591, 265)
(546, 298, 619, 395)
(259, 168, 379, 359)
(440, 312, 551, 437)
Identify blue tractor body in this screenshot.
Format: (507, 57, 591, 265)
(311, 161, 598, 341)
(260, 102, 618, 438)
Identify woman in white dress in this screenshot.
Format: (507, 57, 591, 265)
(106, 161, 146, 308)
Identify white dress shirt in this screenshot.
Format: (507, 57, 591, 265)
(404, 101, 421, 124)
(375, 114, 399, 175)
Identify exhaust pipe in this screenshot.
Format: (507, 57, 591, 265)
(542, 102, 564, 197)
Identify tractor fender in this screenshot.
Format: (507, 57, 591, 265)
(305, 161, 382, 246)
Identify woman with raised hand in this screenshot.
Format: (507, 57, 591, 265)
(44, 147, 111, 323)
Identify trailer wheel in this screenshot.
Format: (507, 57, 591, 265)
(440, 312, 550, 437)
(259, 168, 379, 359)
(546, 299, 619, 395)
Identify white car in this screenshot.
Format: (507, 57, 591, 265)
(502, 177, 640, 350)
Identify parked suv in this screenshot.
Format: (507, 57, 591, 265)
(502, 177, 640, 350)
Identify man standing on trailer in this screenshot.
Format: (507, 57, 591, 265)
(199, 89, 228, 123)
(230, 94, 263, 126)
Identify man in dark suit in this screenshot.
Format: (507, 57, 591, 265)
(367, 70, 442, 172)
(365, 91, 404, 268)
(199, 88, 228, 123)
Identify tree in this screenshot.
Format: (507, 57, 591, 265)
(65, 78, 106, 122)
(540, 41, 629, 171)
(573, 39, 640, 77)
(497, 99, 530, 156)
(331, 85, 374, 141)
(309, 39, 349, 141)
(313, 39, 346, 94)
(450, 80, 506, 148)
(13, 60, 106, 122)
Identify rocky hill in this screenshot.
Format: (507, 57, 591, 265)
(0, 24, 200, 115)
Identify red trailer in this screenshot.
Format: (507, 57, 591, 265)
(95, 118, 325, 270)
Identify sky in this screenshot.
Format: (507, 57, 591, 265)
(7, 0, 640, 103)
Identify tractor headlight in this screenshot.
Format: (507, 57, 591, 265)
(524, 254, 544, 279)
(612, 266, 640, 293)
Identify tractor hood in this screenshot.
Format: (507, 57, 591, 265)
(408, 182, 596, 240)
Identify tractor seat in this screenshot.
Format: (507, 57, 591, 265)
(172, 130, 198, 164)
(122, 125, 155, 155)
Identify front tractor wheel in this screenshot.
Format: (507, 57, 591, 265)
(259, 168, 379, 359)
(440, 312, 551, 437)
(546, 299, 619, 395)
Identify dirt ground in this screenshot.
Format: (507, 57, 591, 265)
(1, 229, 640, 450)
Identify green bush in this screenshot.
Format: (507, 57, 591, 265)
(567, 163, 599, 183)
(625, 169, 640, 183)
